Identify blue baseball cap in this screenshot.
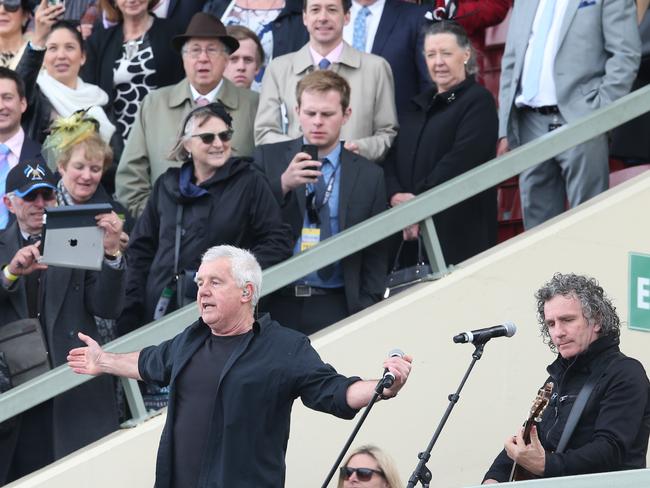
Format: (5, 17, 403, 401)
(6, 161, 57, 198)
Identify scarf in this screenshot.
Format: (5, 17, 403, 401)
(56, 178, 76, 207)
(37, 70, 116, 143)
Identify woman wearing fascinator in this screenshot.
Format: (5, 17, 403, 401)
(43, 109, 133, 345)
(384, 20, 498, 269)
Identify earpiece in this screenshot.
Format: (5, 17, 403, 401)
(242, 289, 250, 297)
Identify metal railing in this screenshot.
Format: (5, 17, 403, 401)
(2, 84, 650, 425)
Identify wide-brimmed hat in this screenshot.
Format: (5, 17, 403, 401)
(6, 161, 56, 199)
(172, 13, 239, 54)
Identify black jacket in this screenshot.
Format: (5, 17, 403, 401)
(16, 43, 125, 194)
(120, 157, 293, 333)
(203, 0, 308, 58)
(484, 335, 650, 481)
(161, 0, 207, 33)
(81, 16, 185, 106)
(253, 138, 387, 313)
(15, 43, 53, 145)
(0, 222, 125, 483)
(384, 77, 498, 266)
(138, 314, 360, 488)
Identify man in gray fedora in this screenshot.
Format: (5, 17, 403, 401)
(115, 12, 259, 217)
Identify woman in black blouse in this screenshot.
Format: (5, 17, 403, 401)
(384, 21, 498, 267)
(82, 0, 184, 146)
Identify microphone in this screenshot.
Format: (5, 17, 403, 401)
(382, 349, 405, 388)
(453, 322, 517, 344)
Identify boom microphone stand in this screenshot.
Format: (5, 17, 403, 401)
(406, 342, 486, 488)
(320, 376, 390, 488)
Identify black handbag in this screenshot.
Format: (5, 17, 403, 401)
(384, 238, 433, 298)
(0, 318, 51, 393)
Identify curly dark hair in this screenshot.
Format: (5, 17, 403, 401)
(535, 273, 620, 352)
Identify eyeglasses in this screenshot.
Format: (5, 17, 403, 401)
(182, 46, 227, 59)
(191, 130, 233, 145)
(0, 0, 22, 13)
(21, 188, 56, 202)
(339, 467, 384, 481)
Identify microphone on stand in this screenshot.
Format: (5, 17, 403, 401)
(453, 322, 517, 344)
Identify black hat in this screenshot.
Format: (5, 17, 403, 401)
(6, 160, 56, 198)
(172, 13, 239, 54)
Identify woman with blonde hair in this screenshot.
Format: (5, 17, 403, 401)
(338, 445, 402, 488)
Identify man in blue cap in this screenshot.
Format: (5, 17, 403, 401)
(0, 160, 127, 484)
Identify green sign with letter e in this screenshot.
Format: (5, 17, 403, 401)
(629, 252, 650, 331)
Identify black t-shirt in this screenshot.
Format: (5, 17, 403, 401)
(171, 331, 250, 488)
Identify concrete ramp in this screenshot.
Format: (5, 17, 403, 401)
(9, 172, 650, 488)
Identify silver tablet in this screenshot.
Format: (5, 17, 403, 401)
(41, 204, 113, 271)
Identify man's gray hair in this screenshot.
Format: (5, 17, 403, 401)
(201, 245, 262, 306)
(535, 273, 620, 352)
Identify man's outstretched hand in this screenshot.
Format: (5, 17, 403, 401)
(67, 332, 104, 376)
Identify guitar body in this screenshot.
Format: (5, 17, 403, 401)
(509, 382, 554, 482)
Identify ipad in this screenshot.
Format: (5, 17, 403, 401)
(41, 204, 113, 271)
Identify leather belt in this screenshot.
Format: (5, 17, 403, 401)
(279, 285, 344, 298)
(520, 105, 560, 115)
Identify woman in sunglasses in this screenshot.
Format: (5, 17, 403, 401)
(118, 101, 292, 342)
(338, 445, 402, 488)
(0, 0, 33, 69)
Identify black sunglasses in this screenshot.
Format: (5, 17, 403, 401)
(191, 130, 233, 145)
(22, 188, 56, 202)
(0, 0, 21, 13)
(339, 467, 384, 481)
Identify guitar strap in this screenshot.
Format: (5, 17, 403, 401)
(555, 351, 623, 453)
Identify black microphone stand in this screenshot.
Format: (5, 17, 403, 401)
(406, 342, 486, 488)
(320, 377, 390, 488)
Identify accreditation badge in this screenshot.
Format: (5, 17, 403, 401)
(300, 227, 321, 252)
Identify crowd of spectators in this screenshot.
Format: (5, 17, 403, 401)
(1, 0, 647, 484)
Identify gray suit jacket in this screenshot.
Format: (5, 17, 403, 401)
(499, 0, 641, 145)
(253, 138, 388, 313)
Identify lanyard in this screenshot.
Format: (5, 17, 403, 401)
(306, 160, 340, 210)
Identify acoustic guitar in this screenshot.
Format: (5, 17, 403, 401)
(508, 382, 554, 482)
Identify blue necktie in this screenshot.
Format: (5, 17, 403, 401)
(522, 0, 557, 101)
(315, 158, 335, 281)
(318, 58, 331, 70)
(0, 144, 11, 229)
(352, 6, 371, 52)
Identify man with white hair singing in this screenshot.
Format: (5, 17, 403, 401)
(68, 244, 412, 488)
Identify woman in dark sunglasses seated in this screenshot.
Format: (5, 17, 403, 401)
(338, 445, 402, 488)
(118, 101, 293, 340)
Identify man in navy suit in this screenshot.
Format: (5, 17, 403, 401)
(154, 0, 207, 32)
(343, 0, 432, 113)
(254, 70, 387, 334)
(0, 68, 43, 231)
